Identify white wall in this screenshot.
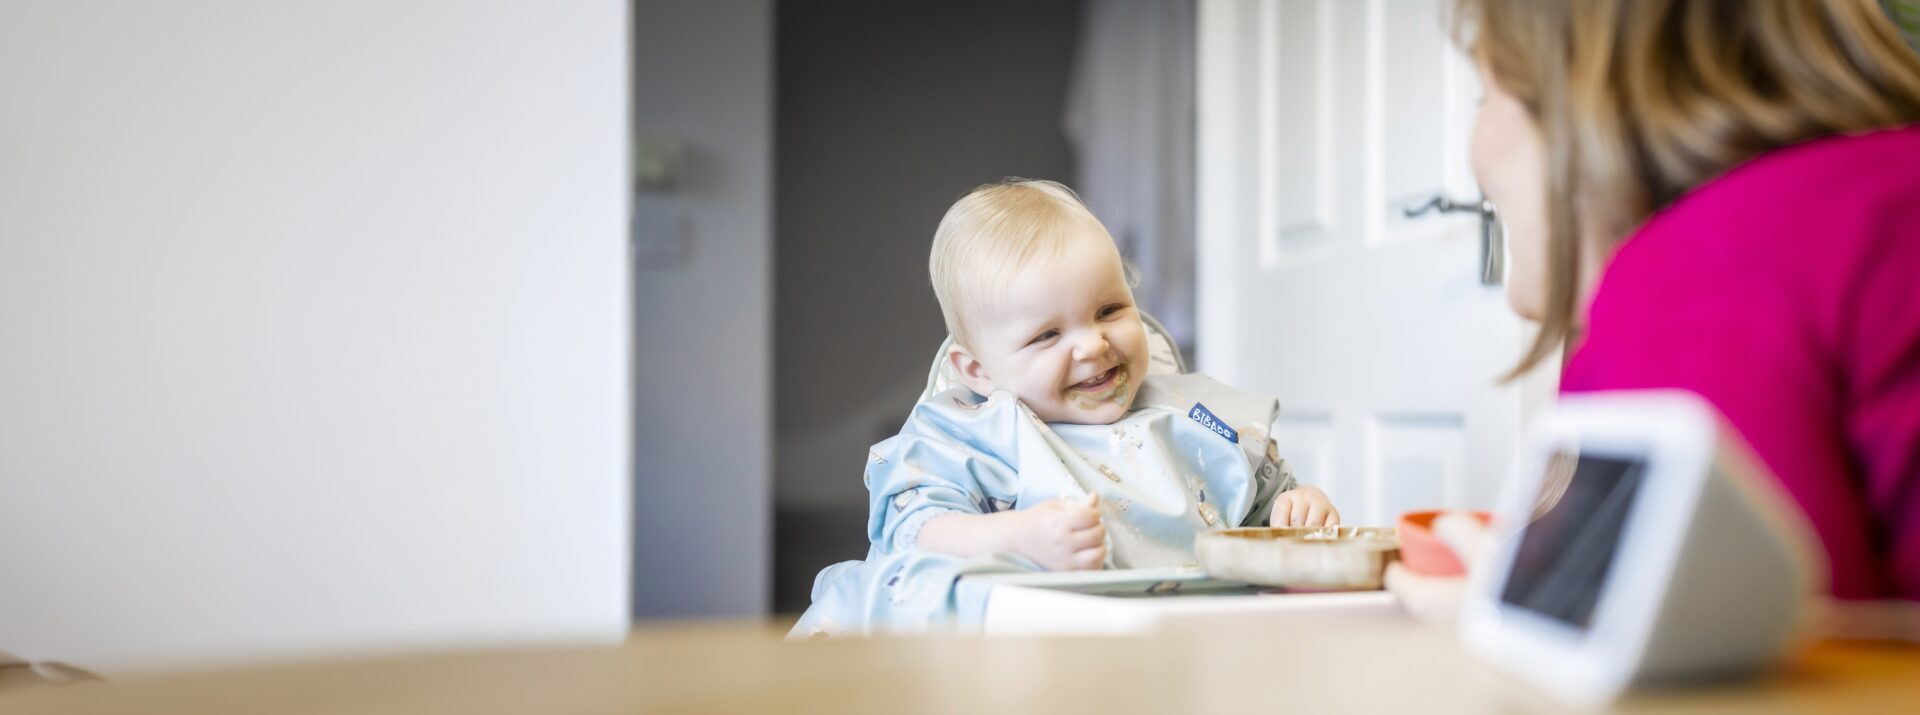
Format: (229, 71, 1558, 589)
(0, 1, 630, 672)
(631, 1, 772, 618)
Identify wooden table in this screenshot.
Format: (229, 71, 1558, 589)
(3, 613, 1917, 714)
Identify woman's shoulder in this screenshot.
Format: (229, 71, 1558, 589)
(1611, 125, 1920, 288)
(1715, 124, 1920, 194)
(1579, 124, 1920, 395)
(1640, 125, 1920, 244)
(1736, 123, 1920, 174)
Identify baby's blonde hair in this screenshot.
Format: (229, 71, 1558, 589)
(929, 179, 1120, 346)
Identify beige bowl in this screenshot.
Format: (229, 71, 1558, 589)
(1194, 526, 1401, 590)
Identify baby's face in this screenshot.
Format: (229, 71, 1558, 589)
(958, 244, 1147, 425)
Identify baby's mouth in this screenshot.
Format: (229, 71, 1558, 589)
(1065, 362, 1133, 414)
(1069, 365, 1122, 393)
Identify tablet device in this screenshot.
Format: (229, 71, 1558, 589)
(1461, 391, 1820, 706)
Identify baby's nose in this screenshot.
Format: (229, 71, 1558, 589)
(1071, 331, 1110, 361)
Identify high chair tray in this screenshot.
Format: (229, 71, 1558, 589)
(968, 567, 1397, 635)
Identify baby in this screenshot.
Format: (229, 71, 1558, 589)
(793, 179, 1338, 636)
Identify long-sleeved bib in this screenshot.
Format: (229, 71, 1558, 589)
(792, 372, 1296, 637)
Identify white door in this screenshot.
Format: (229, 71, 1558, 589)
(1196, 0, 1550, 527)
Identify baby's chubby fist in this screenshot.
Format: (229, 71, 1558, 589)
(1269, 485, 1340, 527)
(1012, 493, 1108, 571)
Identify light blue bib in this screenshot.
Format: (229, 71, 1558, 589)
(794, 373, 1295, 637)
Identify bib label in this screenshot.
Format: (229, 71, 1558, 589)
(1188, 403, 1238, 444)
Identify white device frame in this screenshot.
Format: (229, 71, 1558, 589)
(1461, 391, 1816, 707)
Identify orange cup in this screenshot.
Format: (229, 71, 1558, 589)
(1396, 509, 1493, 577)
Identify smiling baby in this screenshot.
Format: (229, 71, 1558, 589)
(792, 179, 1339, 636)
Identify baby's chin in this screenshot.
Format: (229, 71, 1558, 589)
(1044, 400, 1133, 425)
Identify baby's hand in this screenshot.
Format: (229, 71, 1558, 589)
(1013, 493, 1107, 571)
(1269, 485, 1340, 527)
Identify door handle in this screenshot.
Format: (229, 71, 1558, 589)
(1404, 195, 1503, 286)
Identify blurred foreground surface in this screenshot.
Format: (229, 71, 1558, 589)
(2, 614, 1917, 714)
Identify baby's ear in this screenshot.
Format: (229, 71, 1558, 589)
(948, 344, 995, 397)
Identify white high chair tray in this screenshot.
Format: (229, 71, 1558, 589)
(972, 567, 1398, 636)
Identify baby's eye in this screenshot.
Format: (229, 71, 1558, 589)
(1026, 329, 1059, 346)
(1098, 304, 1125, 318)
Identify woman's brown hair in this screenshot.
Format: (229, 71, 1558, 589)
(1452, 0, 1920, 377)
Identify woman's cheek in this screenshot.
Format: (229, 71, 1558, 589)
(1503, 223, 1546, 321)
(1470, 84, 1550, 322)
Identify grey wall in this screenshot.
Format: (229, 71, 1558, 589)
(774, 0, 1083, 611)
(632, 0, 774, 618)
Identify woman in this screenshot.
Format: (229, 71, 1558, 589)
(1457, 0, 1920, 601)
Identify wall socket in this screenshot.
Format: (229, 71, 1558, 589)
(635, 136, 685, 191)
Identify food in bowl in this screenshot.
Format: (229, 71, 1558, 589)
(1194, 526, 1400, 590)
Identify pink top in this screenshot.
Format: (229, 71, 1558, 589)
(1563, 125, 1920, 601)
